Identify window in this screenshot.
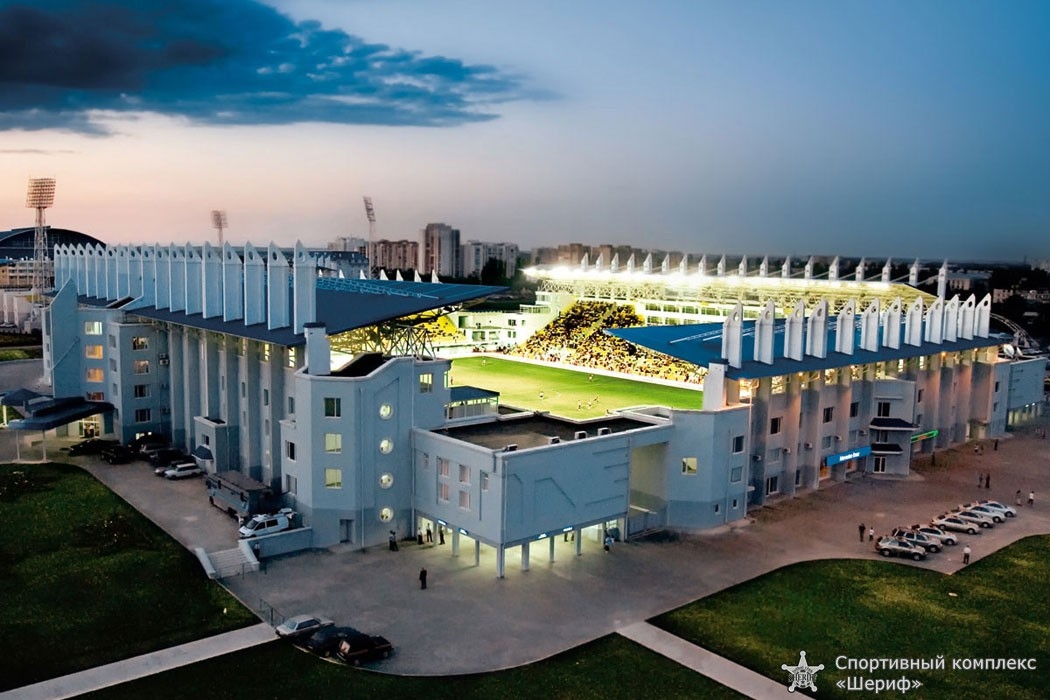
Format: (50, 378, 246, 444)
(850, 402, 859, 418)
(286, 441, 296, 460)
(264, 419, 270, 436)
(872, 456, 887, 474)
(379, 404, 393, 419)
(765, 475, 779, 496)
(262, 343, 271, 362)
(916, 414, 922, 427)
(877, 401, 891, 417)
(681, 457, 697, 475)
(109, 334, 117, 348)
(917, 389, 924, 403)
(438, 483, 450, 502)
(459, 490, 470, 510)
(379, 473, 394, 489)
(85, 345, 103, 359)
(732, 499, 738, 509)
(287, 347, 297, 368)
(795, 470, 802, 487)
(481, 472, 489, 491)
(731, 435, 744, 453)
(241, 382, 246, 399)
(325, 433, 342, 453)
(419, 372, 433, 393)
(324, 397, 341, 417)
(822, 407, 834, 423)
(822, 435, 833, 449)
(202, 435, 210, 445)
(86, 368, 104, 382)
(134, 409, 151, 423)
(437, 457, 450, 477)
(112, 382, 118, 396)
(714, 503, 720, 513)
(422, 453, 430, 470)
(263, 389, 269, 406)
(994, 381, 1000, 392)
(286, 475, 297, 495)
(86, 391, 105, 401)
(133, 384, 149, 398)
(288, 396, 295, 414)
(324, 468, 342, 489)
(133, 360, 150, 375)
(379, 438, 393, 454)
(767, 447, 782, 463)
(770, 416, 782, 435)
(730, 466, 743, 482)
(132, 336, 149, 350)
(459, 464, 470, 484)
(84, 321, 102, 335)
(379, 507, 393, 522)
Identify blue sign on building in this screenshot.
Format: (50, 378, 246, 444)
(826, 445, 872, 466)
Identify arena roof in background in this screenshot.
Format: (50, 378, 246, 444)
(0, 227, 105, 257)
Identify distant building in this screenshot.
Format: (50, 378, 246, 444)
(327, 237, 368, 254)
(373, 239, 420, 272)
(946, 270, 991, 292)
(461, 240, 520, 279)
(421, 224, 461, 277)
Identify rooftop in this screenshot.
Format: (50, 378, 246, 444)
(433, 413, 654, 451)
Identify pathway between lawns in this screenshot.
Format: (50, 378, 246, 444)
(0, 623, 275, 700)
(618, 622, 807, 699)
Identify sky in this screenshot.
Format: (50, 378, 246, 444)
(0, 0, 1048, 262)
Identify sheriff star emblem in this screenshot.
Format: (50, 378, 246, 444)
(782, 650, 824, 693)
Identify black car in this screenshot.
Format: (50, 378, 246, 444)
(100, 445, 136, 464)
(68, 438, 118, 456)
(301, 626, 363, 658)
(129, 434, 169, 454)
(335, 633, 393, 665)
(148, 448, 188, 468)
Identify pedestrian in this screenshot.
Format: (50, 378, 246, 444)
(868, 527, 874, 542)
(858, 523, 866, 542)
(993, 438, 999, 451)
(417, 528, 424, 545)
(962, 545, 971, 565)
(604, 533, 613, 552)
(977, 472, 983, 488)
(1029, 490, 1035, 506)
(577, 400, 582, 410)
(985, 473, 990, 490)
(389, 530, 399, 552)
(539, 391, 544, 400)
(438, 526, 445, 545)
(419, 567, 427, 590)
(1016, 490, 1023, 506)
(425, 525, 433, 543)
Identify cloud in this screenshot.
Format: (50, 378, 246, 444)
(0, 148, 77, 154)
(0, 0, 532, 133)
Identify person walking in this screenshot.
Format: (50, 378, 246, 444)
(858, 523, 866, 542)
(993, 438, 999, 451)
(438, 526, 445, 545)
(868, 527, 874, 542)
(604, 533, 613, 552)
(425, 525, 433, 543)
(1029, 490, 1035, 506)
(417, 528, 424, 546)
(962, 545, 971, 565)
(985, 473, 991, 490)
(977, 471, 983, 488)
(419, 567, 427, 590)
(388, 530, 399, 552)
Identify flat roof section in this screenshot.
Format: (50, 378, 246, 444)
(434, 413, 653, 451)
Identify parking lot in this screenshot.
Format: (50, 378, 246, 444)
(2, 407, 1049, 676)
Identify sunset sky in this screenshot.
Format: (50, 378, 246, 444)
(1, 0, 1048, 261)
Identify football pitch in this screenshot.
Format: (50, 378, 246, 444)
(450, 356, 703, 418)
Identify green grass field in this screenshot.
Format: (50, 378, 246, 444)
(0, 463, 257, 691)
(450, 356, 702, 418)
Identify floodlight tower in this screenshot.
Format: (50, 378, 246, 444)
(211, 210, 228, 248)
(26, 177, 57, 295)
(363, 196, 376, 278)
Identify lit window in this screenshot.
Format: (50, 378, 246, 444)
(131, 337, 149, 350)
(325, 433, 342, 453)
(133, 384, 149, 398)
(86, 392, 105, 401)
(459, 490, 470, 510)
(85, 345, 103, 359)
(459, 464, 470, 484)
(84, 321, 102, 335)
(379, 473, 394, 489)
(438, 483, 450, 501)
(287, 347, 297, 368)
(324, 468, 342, 489)
(419, 372, 433, 393)
(324, 397, 341, 417)
(262, 343, 271, 362)
(133, 360, 150, 375)
(86, 368, 104, 383)
(379, 404, 393, 419)
(681, 457, 698, 475)
(134, 408, 151, 423)
(731, 435, 744, 453)
(379, 507, 393, 522)
(379, 438, 393, 454)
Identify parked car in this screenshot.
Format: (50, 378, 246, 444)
(931, 515, 979, 535)
(100, 445, 136, 464)
(129, 433, 169, 454)
(890, 527, 941, 553)
(875, 537, 927, 561)
(275, 615, 334, 640)
(968, 500, 1017, 518)
(958, 504, 1006, 523)
(163, 462, 204, 480)
(238, 508, 295, 539)
(907, 524, 958, 546)
(68, 438, 118, 456)
(952, 509, 995, 528)
(335, 633, 393, 665)
(148, 448, 187, 468)
(301, 626, 363, 658)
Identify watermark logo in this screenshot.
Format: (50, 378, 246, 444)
(782, 650, 824, 693)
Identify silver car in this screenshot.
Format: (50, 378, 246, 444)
(952, 509, 995, 529)
(931, 515, 979, 535)
(891, 528, 941, 553)
(972, 500, 1017, 518)
(907, 524, 958, 546)
(875, 537, 927, 561)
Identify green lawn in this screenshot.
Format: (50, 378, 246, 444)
(451, 356, 702, 419)
(0, 463, 257, 691)
(0, 348, 42, 361)
(82, 634, 746, 700)
(652, 536, 1050, 699)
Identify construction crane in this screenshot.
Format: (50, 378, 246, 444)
(363, 196, 376, 278)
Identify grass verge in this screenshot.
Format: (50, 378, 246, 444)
(0, 462, 257, 691)
(651, 537, 1050, 699)
(450, 356, 702, 418)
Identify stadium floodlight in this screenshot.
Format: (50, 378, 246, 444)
(211, 210, 228, 248)
(363, 196, 377, 278)
(26, 177, 57, 295)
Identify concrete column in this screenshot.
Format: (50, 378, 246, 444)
(474, 540, 480, 567)
(521, 542, 530, 571)
(549, 535, 555, 562)
(575, 531, 582, 556)
(496, 545, 505, 579)
(451, 529, 460, 557)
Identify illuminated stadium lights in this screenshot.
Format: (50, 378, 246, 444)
(26, 177, 57, 295)
(26, 178, 56, 208)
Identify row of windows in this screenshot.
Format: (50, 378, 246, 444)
(681, 458, 743, 483)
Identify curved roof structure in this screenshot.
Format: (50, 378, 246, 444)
(0, 227, 105, 259)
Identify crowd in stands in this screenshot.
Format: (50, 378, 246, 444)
(510, 301, 702, 384)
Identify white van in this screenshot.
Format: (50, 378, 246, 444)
(238, 508, 295, 539)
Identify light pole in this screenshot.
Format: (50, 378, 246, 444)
(26, 177, 56, 296)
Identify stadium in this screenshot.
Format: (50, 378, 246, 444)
(21, 243, 1047, 577)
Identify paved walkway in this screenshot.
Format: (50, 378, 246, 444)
(0, 624, 275, 700)
(618, 622, 807, 699)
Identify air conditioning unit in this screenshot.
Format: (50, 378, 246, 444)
(752, 454, 763, 462)
(159, 358, 170, 366)
(547, 436, 561, 444)
(804, 442, 814, 449)
(574, 430, 587, 440)
(858, 429, 867, 435)
(834, 435, 843, 441)
(597, 427, 611, 436)
(158, 353, 168, 360)
(503, 444, 517, 452)
(783, 447, 792, 454)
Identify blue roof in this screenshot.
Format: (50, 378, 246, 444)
(608, 320, 1007, 380)
(450, 386, 500, 402)
(7, 398, 113, 431)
